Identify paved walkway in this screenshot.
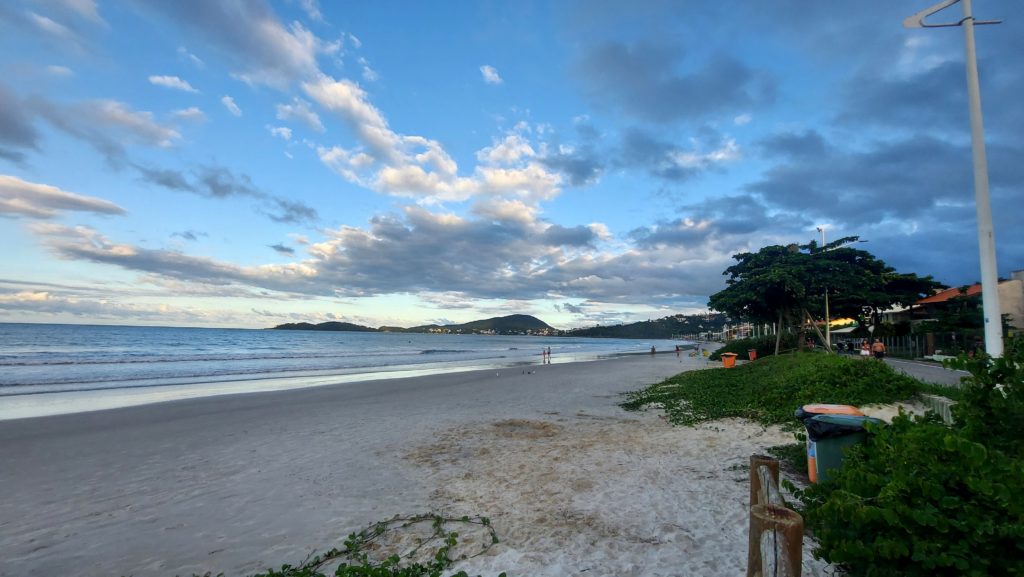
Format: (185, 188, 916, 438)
(884, 357, 969, 387)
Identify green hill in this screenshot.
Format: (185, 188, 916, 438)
(565, 313, 726, 339)
(272, 315, 554, 335)
(392, 314, 555, 335)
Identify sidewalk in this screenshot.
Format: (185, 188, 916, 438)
(884, 357, 968, 387)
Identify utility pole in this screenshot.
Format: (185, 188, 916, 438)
(904, 0, 1004, 357)
(817, 227, 831, 351)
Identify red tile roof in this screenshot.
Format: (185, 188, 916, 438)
(917, 283, 982, 304)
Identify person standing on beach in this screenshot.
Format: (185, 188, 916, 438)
(871, 338, 886, 360)
(860, 340, 871, 359)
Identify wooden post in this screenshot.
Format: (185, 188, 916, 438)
(749, 455, 779, 507)
(747, 504, 803, 577)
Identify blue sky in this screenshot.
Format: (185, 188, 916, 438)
(1, 0, 1022, 329)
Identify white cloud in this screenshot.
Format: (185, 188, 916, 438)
(133, 2, 323, 89)
(309, 74, 563, 204)
(232, 19, 321, 87)
(275, 97, 325, 132)
(173, 107, 206, 122)
(298, 0, 323, 22)
(480, 65, 503, 85)
(148, 75, 199, 93)
(303, 75, 402, 163)
(0, 174, 125, 219)
(45, 64, 74, 76)
(267, 125, 293, 141)
(734, 113, 752, 126)
(667, 137, 740, 169)
(177, 46, 205, 68)
(359, 57, 379, 82)
(221, 95, 242, 117)
(477, 134, 536, 165)
(27, 12, 74, 39)
(91, 101, 180, 147)
(60, 0, 105, 24)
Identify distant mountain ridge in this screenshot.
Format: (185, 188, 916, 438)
(270, 314, 554, 335)
(270, 313, 724, 339)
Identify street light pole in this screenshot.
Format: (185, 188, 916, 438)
(904, 0, 1004, 357)
(817, 227, 831, 351)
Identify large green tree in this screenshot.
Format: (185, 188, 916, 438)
(709, 237, 940, 354)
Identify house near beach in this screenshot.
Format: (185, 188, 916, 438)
(880, 269, 1024, 333)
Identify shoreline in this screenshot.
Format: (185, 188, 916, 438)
(0, 348, 694, 422)
(0, 351, 825, 577)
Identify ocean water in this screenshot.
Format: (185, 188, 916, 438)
(0, 323, 690, 419)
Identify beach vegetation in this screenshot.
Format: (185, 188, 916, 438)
(707, 334, 799, 361)
(620, 352, 921, 427)
(185, 514, 504, 577)
(708, 239, 940, 354)
(795, 336, 1024, 576)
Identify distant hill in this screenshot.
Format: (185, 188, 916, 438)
(271, 313, 723, 339)
(271, 315, 554, 335)
(564, 313, 726, 339)
(387, 314, 556, 335)
(271, 321, 378, 332)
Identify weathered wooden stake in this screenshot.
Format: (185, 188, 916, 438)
(747, 504, 803, 577)
(749, 454, 780, 507)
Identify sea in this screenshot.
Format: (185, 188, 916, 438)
(0, 323, 691, 420)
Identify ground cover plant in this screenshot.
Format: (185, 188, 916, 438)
(186, 514, 504, 577)
(796, 336, 1024, 576)
(621, 352, 922, 427)
(707, 334, 797, 362)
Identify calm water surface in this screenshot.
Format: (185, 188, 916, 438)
(0, 323, 690, 419)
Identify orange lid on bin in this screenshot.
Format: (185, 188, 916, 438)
(720, 352, 738, 357)
(801, 404, 864, 416)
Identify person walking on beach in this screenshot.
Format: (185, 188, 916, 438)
(871, 338, 886, 360)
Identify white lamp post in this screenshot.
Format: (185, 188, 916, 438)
(904, 0, 1004, 357)
(817, 226, 831, 351)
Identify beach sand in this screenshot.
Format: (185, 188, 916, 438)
(0, 353, 829, 577)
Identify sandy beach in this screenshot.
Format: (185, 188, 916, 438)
(0, 353, 828, 577)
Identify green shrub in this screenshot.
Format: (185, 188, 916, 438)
(947, 335, 1024, 458)
(622, 353, 921, 427)
(796, 414, 1024, 576)
(798, 335, 1024, 576)
(708, 334, 798, 361)
(767, 435, 808, 477)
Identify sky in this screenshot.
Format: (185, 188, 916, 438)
(1, 0, 1022, 330)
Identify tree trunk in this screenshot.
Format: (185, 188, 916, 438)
(796, 308, 807, 351)
(774, 310, 784, 355)
(803, 308, 832, 353)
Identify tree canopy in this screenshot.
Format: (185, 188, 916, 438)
(708, 237, 941, 351)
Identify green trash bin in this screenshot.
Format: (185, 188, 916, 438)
(804, 414, 883, 483)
